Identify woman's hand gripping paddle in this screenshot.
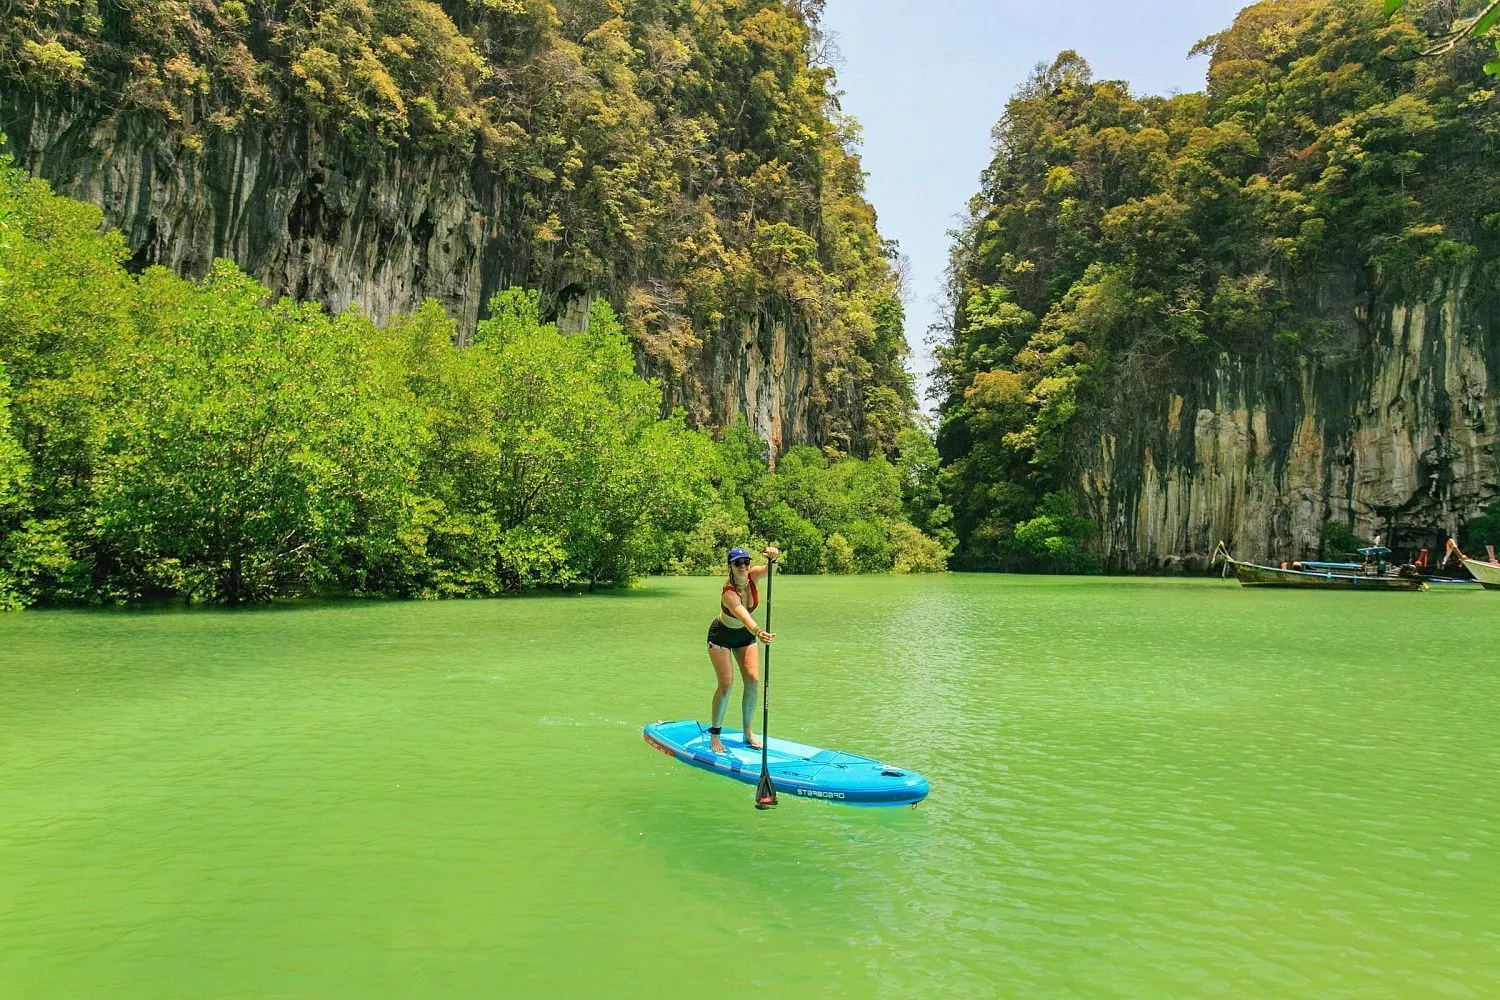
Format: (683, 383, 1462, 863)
(754, 555, 777, 810)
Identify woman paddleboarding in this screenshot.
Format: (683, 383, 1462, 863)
(707, 545, 778, 754)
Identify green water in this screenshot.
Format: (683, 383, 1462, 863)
(2, 576, 1497, 998)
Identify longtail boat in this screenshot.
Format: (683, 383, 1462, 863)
(1451, 538, 1500, 590)
(1211, 541, 1427, 591)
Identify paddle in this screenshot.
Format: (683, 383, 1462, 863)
(754, 555, 777, 810)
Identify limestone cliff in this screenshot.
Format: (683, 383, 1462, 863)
(937, 2, 1500, 573)
(0, 0, 910, 460)
(3, 96, 843, 456)
(1082, 278, 1500, 571)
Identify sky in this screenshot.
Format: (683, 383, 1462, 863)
(818, 0, 1252, 408)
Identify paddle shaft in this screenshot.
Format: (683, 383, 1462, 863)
(761, 558, 772, 758)
(755, 557, 776, 808)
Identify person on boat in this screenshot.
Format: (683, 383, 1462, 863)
(707, 545, 778, 755)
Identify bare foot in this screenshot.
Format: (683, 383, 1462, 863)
(744, 732, 762, 750)
(710, 736, 727, 754)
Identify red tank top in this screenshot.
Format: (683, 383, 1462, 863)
(721, 578, 758, 618)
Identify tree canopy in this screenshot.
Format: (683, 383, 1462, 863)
(0, 151, 946, 608)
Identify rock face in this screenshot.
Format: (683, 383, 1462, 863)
(1082, 278, 1500, 570)
(10, 99, 506, 331)
(677, 300, 813, 459)
(1, 96, 833, 456)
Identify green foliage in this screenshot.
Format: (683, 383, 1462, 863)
(756, 500, 823, 574)
(662, 424, 953, 577)
(887, 520, 952, 574)
(819, 531, 855, 574)
(0, 363, 27, 520)
(938, 3, 1500, 570)
(1461, 504, 1500, 554)
(841, 518, 894, 573)
(1004, 492, 1098, 574)
(93, 262, 423, 605)
(710, 420, 769, 521)
(0, 147, 137, 605)
(365, 289, 716, 597)
(2, 518, 92, 607)
(0, 152, 725, 606)
(894, 424, 954, 545)
(750, 442, 946, 574)
(1320, 520, 1366, 560)
(664, 506, 759, 577)
(1387, 0, 1500, 79)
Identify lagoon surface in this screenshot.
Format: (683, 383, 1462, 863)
(3, 575, 1497, 997)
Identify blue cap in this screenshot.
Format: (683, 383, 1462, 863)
(727, 547, 751, 564)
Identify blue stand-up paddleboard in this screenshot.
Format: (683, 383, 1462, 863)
(643, 720, 930, 807)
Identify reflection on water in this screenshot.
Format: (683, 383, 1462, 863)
(2, 576, 1497, 997)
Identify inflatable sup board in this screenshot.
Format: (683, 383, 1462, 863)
(643, 720, 929, 806)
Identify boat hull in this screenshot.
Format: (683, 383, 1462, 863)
(1459, 556, 1500, 590)
(1231, 561, 1425, 591)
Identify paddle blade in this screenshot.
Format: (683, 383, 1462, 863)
(754, 769, 777, 810)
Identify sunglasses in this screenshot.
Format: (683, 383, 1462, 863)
(731, 559, 751, 567)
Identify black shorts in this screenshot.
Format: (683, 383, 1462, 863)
(707, 618, 756, 649)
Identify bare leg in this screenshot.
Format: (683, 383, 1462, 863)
(736, 642, 762, 749)
(708, 642, 735, 753)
